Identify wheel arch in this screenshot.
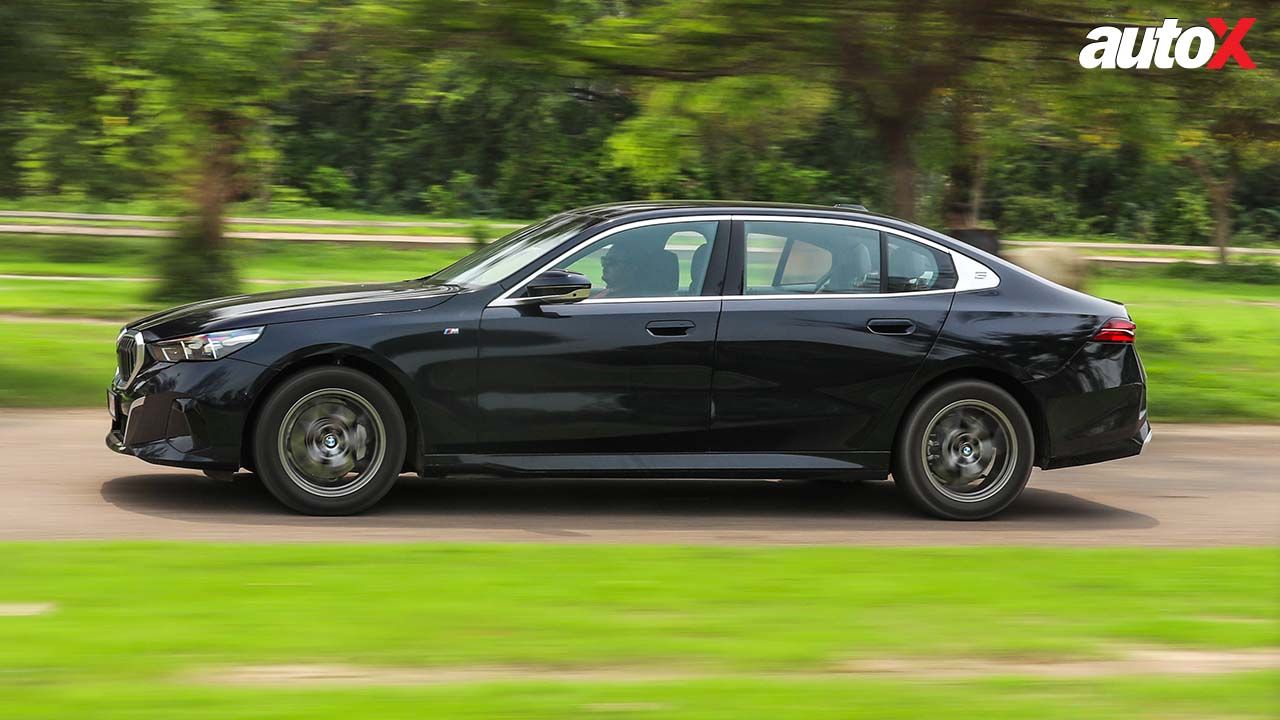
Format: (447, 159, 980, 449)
(241, 348, 425, 474)
(894, 365, 1050, 468)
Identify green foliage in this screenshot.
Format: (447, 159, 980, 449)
(265, 184, 313, 209)
(1, 0, 1277, 246)
(421, 171, 490, 217)
(304, 166, 356, 208)
(997, 196, 1084, 235)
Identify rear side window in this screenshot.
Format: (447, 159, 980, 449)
(743, 221, 881, 295)
(885, 234, 958, 292)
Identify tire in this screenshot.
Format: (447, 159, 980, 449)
(892, 380, 1034, 520)
(252, 366, 406, 515)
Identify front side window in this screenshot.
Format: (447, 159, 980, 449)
(557, 221, 719, 299)
(743, 221, 881, 295)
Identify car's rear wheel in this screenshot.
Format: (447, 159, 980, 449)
(253, 366, 405, 515)
(893, 380, 1034, 520)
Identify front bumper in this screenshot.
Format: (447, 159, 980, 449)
(107, 356, 274, 470)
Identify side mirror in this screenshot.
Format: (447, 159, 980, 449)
(522, 269, 591, 304)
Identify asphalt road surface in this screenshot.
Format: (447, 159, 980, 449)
(2, 410, 1276, 546)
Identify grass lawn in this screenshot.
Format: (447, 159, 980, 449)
(0, 234, 471, 283)
(0, 544, 1275, 719)
(0, 321, 119, 406)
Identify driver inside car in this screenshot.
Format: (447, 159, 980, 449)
(593, 239, 679, 298)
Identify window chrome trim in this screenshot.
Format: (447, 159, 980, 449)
(487, 213, 999, 308)
(734, 214, 1000, 293)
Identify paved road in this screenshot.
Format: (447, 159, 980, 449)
(1, 410, 1276, 546)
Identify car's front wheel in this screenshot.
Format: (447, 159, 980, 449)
(253, 366, 406, 515)
(892, 379, 1034, 520)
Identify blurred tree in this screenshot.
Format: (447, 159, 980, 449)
(1, 0, 1277, 262)
(136, 0, 308, 301)
(1042, 1, 1280, 260)
(578, 0, 1103, 220)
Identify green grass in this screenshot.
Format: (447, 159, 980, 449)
(0, 544, 1275, 719)
(0, 321, 119, 406)
(1089, 275, 1280, 422)
(0, 234, 470, 283)
(0, 279, 165, 319)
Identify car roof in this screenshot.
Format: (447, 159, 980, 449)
(571, 200, 895, 223)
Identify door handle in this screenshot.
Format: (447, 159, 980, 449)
(867, 318, 916, 336)
(646, 320, 695, 337)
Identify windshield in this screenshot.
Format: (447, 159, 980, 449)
(425, 213, 599, 288)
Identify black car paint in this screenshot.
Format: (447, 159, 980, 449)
(108, 201, 1149, 479)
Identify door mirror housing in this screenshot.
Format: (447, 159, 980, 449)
(522, 269, 591, 304)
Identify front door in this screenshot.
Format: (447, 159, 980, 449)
(474, 218, 728, 454)
(708, 219, 956, 454)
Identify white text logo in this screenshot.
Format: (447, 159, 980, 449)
(1079, 18, 1256, 70)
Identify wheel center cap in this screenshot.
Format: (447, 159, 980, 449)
(961, 444, 973, 457)
(323, 434, 339, 449)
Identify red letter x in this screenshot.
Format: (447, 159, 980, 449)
(1207, 18, 1256, 69)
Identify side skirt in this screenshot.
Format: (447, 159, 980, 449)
(420, 451, 889, 479)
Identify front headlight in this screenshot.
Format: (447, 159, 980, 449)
(149, 326, 264, 362)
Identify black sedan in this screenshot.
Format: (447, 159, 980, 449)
(107, 202, 1150, 519)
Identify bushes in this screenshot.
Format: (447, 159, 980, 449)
(420, 171, 494, 218)
(304, 166, 356, 208)
(996, 195, 1085, 235)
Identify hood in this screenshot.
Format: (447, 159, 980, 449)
(130, 280, 461, 339)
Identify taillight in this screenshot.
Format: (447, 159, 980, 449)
(1092, 318, 1136, 343)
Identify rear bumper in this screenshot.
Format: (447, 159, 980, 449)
(1030, 342, 1150, 470)
(1041, 413, 1151, 470)
(106, 356, 274, 471)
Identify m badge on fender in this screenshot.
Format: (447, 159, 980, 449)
(443, 327, 460, 335)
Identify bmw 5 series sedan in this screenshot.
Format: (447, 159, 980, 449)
(107, 201, 1150, 519)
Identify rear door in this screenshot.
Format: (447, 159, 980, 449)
(708, 218, 955, 452)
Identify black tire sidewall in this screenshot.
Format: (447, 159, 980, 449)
(253, 366, 406, 515)
(893, 380, 1034, 520)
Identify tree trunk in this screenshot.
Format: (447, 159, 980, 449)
(882, 120, 917, 221)
(968, 153, 985, 226)
(944, 94, 982, 228)
(151, 114, 241, 303)
(194, 140, 232, 253)
(1186, 156, 1236, 265)
(1208, 181, 1233, 265)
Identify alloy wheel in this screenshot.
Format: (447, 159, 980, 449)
(277, 388, 387, 498)
(920, 399, 1018, 503)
